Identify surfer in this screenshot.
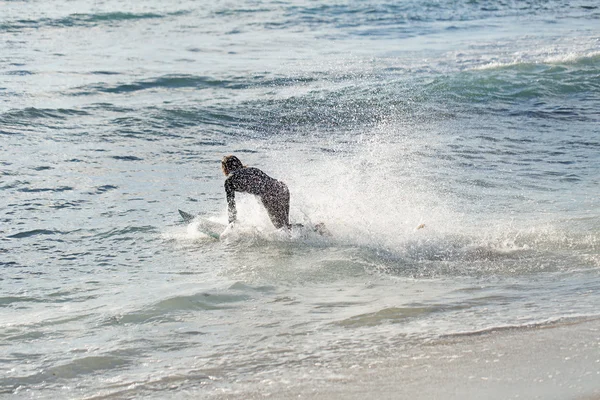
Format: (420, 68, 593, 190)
(222, 155, 291, 230)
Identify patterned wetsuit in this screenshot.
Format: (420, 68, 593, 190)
(224, 167, 290, 229)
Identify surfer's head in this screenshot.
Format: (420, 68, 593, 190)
(221, 155, 244, 176)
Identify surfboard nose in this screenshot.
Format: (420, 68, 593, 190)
(178, 209, 196, 223)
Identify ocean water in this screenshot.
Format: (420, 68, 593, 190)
(1, 0, 599, 398)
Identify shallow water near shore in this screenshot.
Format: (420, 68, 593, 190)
(1, 0, 599, 398)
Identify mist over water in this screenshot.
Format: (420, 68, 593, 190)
(1, 0, 599, 398)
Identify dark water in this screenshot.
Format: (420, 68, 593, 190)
(1, 0, 599, 398)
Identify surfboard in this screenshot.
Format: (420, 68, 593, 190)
(178, 210, 331, 239)
(178, 210, 225, 240)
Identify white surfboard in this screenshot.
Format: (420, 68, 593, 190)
(178, 210, 331, 239)
(178, 210, 225, 240)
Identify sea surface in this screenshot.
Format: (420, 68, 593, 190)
(1, 0, 599, 398)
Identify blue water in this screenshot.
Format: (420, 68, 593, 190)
(1, 1, 599, 398)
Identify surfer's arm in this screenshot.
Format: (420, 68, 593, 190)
(224, 179, 236, 224)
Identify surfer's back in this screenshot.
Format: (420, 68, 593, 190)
(225, 167, 279, 197)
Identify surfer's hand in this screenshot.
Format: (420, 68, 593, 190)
(220, 221, 235, 239)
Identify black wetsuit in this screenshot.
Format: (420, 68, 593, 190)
(224, 167, 290, 229)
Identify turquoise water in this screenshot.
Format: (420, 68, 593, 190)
(1, 1, 599, 398)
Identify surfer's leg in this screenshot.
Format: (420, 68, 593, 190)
(262, 184, 290, 229)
